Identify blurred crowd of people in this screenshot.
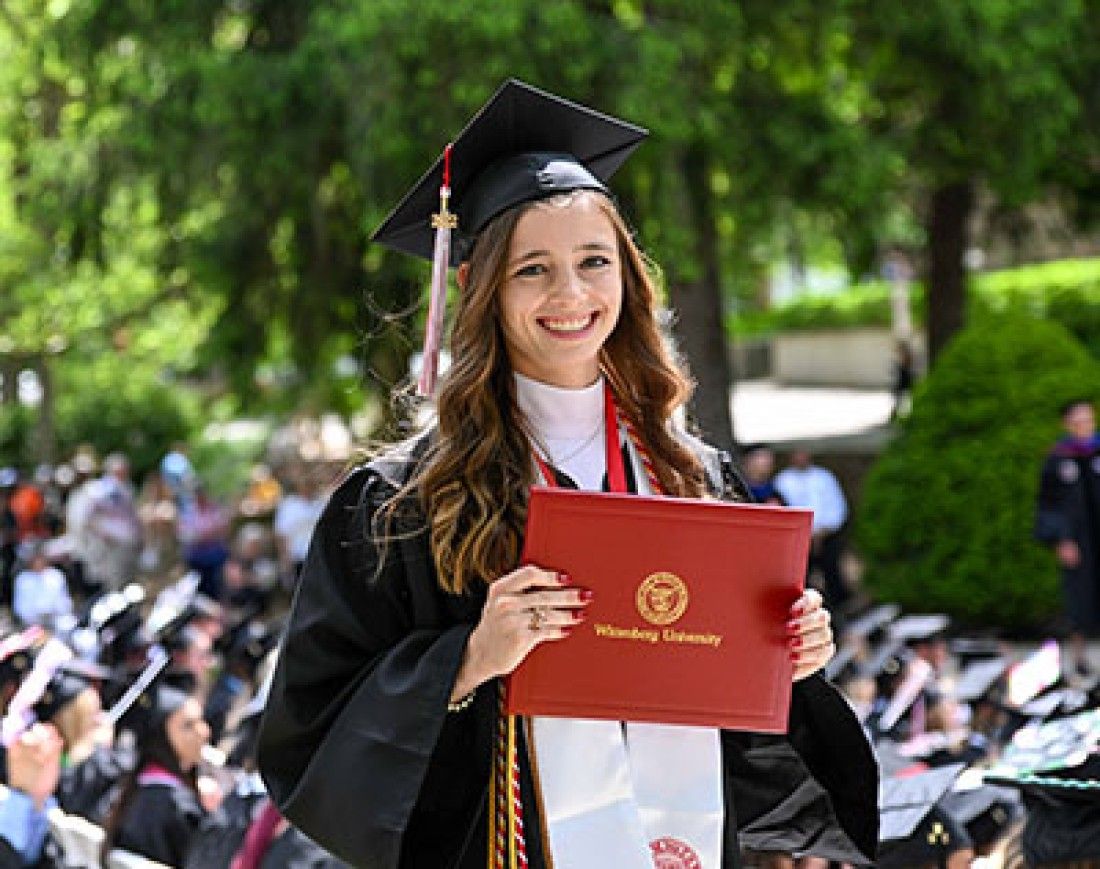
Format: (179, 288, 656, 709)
(0, 446, 332, 627)
(0, 445, 338, 868)
(0, 435, 1099, 867)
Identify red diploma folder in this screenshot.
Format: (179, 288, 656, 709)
(505, 488, 812, 732)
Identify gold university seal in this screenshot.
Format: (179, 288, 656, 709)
(636, 572, 689, 626)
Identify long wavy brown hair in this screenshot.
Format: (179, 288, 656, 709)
(388, 190, 706, 595)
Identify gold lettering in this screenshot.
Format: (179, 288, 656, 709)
(593, 623, 660, 644)
(661, 628, 723, 648)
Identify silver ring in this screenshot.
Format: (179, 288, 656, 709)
(529, 608, 547, 632)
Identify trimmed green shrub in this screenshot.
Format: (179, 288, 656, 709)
(854, 314, 1100, 629)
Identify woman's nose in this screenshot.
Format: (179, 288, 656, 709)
(551, 267, 587, 299)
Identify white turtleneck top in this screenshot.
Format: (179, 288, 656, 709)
(514, 372, 607, 491)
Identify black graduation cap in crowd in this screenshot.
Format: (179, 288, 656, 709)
(949, 637, 1004, 667)
(221, 619, 277, 676)
(879, 763, 967, 842)
(0, 628, 42, 687)
(939, 783, 1022, 849)
(889, 614, 950, 645)
(371, 78, 648, 264)
(29, 655, 119, 722)
(32, 670, 91, 722)
(989, 708, 1100, 777)
(952, 657, 1010, 704)
(846, 604, 901, 642)
(119, 681, 190, 745)
(109, 648, 190, 744)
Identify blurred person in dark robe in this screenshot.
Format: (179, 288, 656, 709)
(1035, 397, 1100, 676)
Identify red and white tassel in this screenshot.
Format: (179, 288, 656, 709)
(418, 143, 458, 396)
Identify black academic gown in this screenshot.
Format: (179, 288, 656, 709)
(116, 779, 205, 867)
(57, 745, 132, 824)
(258, 432, 879, 868)
(1036, 438, 1100, 633)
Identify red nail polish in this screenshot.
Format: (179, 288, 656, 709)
(790, 604, 805, 617)
(573, 612, 587, 623)
(789, 636, 802, 649)
(579, 589, 594, 602)
(786, 620, 800, 634)
(559, 572, 572, 585)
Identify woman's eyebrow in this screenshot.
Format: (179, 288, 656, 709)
(508, 249, 550, 267)
(575, 241, 615, 253)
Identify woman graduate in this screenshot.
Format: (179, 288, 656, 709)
(102, 683, 213, 866)
(258, 80, 878, 869)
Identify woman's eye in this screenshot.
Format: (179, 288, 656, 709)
(581, 255, 611, 269)
(515, 263, 547, 278)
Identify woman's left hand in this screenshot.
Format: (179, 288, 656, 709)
(787, 588, 835, 681)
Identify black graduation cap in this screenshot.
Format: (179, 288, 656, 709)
(109, 648, 191, 745)
(371, 78, 648, 264)
(939, 783, 1022, 849)
(119, 681, 191, 745)
(889, 614, 950, 645)
(949, 637, 1004, 667)
(844, 603, 901, 643)
(221, 619, 277, 676)
(32, 670, 91, 722)
(952, 657, 1009, 704)
(879, 763, 967, 842)
(0, 628, 42, 687)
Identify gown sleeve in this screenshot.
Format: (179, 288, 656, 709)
(257, 468, 479, 868)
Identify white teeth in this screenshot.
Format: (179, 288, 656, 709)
(541, 315, 593, 333)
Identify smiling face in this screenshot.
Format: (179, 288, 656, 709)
(496, 193, 623, 388)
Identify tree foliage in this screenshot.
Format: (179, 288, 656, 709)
(0, 1, 1096, 458)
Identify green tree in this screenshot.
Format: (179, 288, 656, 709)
(850, 0, 1098, 360)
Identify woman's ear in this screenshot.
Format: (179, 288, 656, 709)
(456, 262, 470, 291)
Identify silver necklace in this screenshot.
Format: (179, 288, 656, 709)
(536, 420, 604, 469)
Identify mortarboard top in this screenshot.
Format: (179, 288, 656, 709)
(371, 79, 648, 265)
(949, 637, 1004, 666)
(23, 656, 116, 723)
(985, 753, 1100, 805)
(879, 763, 966, 841)
(843, 603, 901, 643)
(888, 614, 950, 645)
(951, 657, 1009, 704)
(32, 670, 92, 722)
(938, 784, 1021, 847)
(1019, 687, 1090, 721)
(986, 708, 1100, 779)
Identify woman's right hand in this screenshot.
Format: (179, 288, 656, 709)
(451, 565, 591, 701)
